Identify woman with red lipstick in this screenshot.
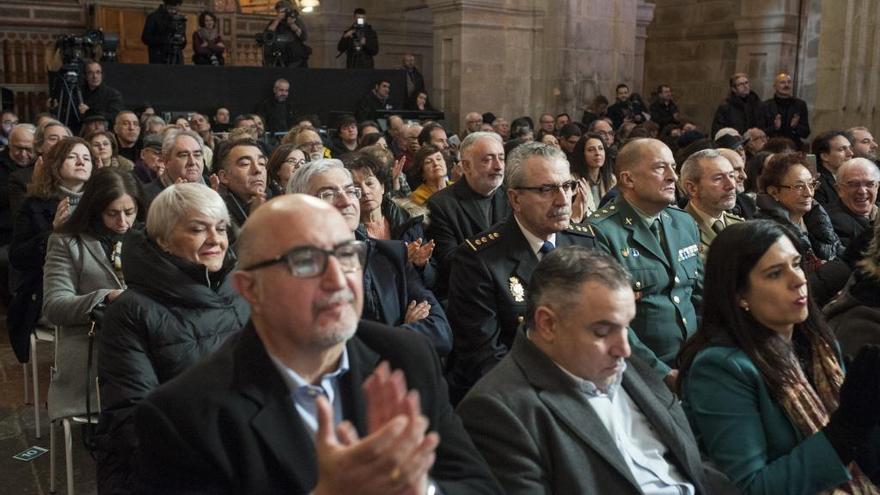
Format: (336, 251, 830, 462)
(679, 220, 880, 495)
(95, 183, 250, 494)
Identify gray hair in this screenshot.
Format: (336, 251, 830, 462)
(35, 119, 71, 150)
(526, 247, 631, 324)
(505, 141, 568, 189)
(460, 131, 502, 158)
(145, 115, 166, 129)
(837, 157, 880, 183)
(679, 148, 723, 186)
(11, 123, 36, 135)
(146, 183, 229, 244)
(161, 128, 205, 159)
(287, 158, 350, 194)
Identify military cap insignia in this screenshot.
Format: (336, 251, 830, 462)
(509, 276, 525, 302)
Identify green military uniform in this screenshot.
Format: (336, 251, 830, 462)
(591, 195, 703, 375)
(683, 201, 744, 263)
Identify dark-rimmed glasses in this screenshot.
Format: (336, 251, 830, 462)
(514, 180, 578, 196)
(241, 240, 367, 277)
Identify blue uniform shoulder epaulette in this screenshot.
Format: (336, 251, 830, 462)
(564, 223, 595, 236)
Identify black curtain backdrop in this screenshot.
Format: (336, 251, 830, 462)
(103, 64, 406, 127)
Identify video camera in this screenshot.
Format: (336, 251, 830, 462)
(279, 7, 299, 19)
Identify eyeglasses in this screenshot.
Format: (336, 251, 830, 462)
(778, 180, 819, 193)
(242, 240, 367, 277)
(298, 141, 323, 151)
(515, 180, 578, 196)
(842, 180, 879, 190)
(316, 186, 362, 202)
(284, 157, 307, 167)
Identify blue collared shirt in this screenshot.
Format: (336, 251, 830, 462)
(268, 348, 351, 437)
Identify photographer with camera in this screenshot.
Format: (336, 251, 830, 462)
(259, 0, 310, 68)
(192, 11, 225, 65)
(142, 0, 187, 65)
(337, 7, 379, 69)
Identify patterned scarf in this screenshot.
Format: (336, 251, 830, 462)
(778, 334, 879, 494)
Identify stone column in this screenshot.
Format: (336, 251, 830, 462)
(634, 0, 655, 94)
(733, 0, 801, 99)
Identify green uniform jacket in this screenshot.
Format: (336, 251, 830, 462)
(591, 196, 702, 371)
(683, 346, 855, 495)
(683, 202, 744, 263)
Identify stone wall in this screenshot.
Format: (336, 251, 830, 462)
(812, 0, 880, 133)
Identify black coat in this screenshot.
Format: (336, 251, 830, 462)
(134, 320, 503, 494)
(649, 99, 679, 130)
(425, 180, 511, 299)
(7, 196, 58, 362)
(761, 95, 810, 142)
(711, 91, 763, 136)
(0, 149, 27, 244)
(81, 83, 124, 123)
(96, 227, 249, 494)
(382, 198, 437, 288)
(825, 201, 872, 249)
(141, 5, 185, 64)
(446, 215, 598, 400)
(731, 192, 757, 220)
(824, 268, 880, 361)
(354, 90, 388, 123)
(336, 23, 378, 69)
(254, 97, 297, 135)
(815, 165, 840, 208)
(357, 230, 452, 356)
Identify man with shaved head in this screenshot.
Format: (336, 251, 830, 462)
(134, 194, 501, 494)
(590, 138, 703, 385)
(761, 72, 810, 143)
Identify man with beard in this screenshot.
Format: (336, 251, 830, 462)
(590, 138, 702, 384)
(825, 158, 879, 249)
(287, 159, 452, 356)
(680, 149, 744, 261)
(711, 72, 763, 137)
(717, 147, 756, 219)
(760, 73, 810, 144)
(255, 78, 297, 135)
(142, 129, 206, 205)
(215, 137, 269, 243)
(445, 142, 597, 402)
(426, 132, 511, 298)
(133, 194, 500, 494)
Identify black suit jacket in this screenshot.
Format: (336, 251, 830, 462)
(446, 215, 597, 398)
(134, 320, 502, 495)
(426, 179, 511, 298)
(361, 235, 452, 356)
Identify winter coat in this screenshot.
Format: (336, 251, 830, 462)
(824, 268, 880, 362)
(755, 193, 844, 262)
(711, 91, 763, 136)
(95, 226, 249, 494)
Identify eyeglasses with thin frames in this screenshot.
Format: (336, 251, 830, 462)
(778, 180, 819, 193)
(514, 180, 578, 196)
(316, 186, 362, 202)
(241, 240, 367, 277)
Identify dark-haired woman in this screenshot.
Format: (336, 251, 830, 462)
(812, 131, 854, 207)
(87, 130, 135, 172)
(570, 132, 616, 215)
(265, 143, 306, 196)
(192, 11, 225, 65)
(755, 152, 847, 303)
(679, 220, 880, 495)
(408, 144, 449, 206)
(8, 137, 93, 362)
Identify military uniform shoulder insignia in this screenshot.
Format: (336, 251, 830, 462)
(564, 223, 595, 236)
(725, 211, 745, 222)
(465, 231, 502, 251)
(590, 205, 617, 222)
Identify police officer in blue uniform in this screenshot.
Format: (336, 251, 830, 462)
(446, 142, 597, 401)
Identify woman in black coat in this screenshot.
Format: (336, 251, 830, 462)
(95, 183, 250, 494)
(8, 137, 93, 362)
(755, 152, 849, 305)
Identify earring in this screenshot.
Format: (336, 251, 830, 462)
(739, 300, 750, 312)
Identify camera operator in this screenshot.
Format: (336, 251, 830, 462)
(337, 7, 378, 69)
(78, 60, 123, 126)
(192, 11, 225, 65)
(142, 0, 187, 64)
(262, 0, 310, 68)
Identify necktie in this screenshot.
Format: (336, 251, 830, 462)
(712, 220, 725, 235)
(650, 219, 663, 245)
(540, 241, 555, 254)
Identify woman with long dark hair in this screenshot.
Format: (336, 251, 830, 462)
(569, 132, 616, 215)
(679, 220, 880, 495)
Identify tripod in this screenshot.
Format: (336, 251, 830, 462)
(53, 69, 82, 128)
(164, 46, 183, 65)
(263, 45, 286, 67)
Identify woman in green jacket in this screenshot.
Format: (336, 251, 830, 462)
(679, 220, 880, 495)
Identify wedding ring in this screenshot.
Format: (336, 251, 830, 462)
(389, 466, 401, 481)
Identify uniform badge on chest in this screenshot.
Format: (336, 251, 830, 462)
(509, 276, 525, 302)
